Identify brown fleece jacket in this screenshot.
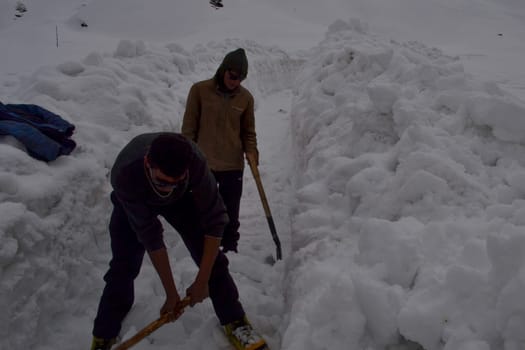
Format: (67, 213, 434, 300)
(181, 78, 258, 171)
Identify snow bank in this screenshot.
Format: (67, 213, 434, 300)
(286, 18, 525, 349)
(0, 38, 296, 349)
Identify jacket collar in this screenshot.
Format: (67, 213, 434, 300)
(215, 81, 240, 97)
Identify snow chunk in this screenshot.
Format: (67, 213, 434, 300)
(57, 61, 85, 76)
(367, 81, 400, 114)
(114, 39, 146, 58)
(467, 94, 525, 143)
(83, 52, 104, 66)
(357, 217, 423, 288)
(353, 273, 404, 346)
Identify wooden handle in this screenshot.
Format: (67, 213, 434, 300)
(247, 158, 282, 260)
(247, 157, 272, 217)
(114, 297, 191, 350)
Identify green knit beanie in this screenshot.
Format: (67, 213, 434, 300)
(221, 48, 248, 80)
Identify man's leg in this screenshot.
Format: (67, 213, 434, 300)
(162, 201, 245, 325)
(93, 192, 146, 339)
(213, 170, 243, 252)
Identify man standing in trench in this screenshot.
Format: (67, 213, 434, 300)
(90, 133, 267, 350)
(182, 48, 258, 255)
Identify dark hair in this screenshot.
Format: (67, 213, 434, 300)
(148, 134, 193, 177)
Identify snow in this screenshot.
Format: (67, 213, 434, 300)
(2, 0, 525, 349)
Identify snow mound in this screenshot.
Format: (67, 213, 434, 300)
(286, 19, 525, 350)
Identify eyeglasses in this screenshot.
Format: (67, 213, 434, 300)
(149, 168, 187, 190)
(227, 70, 242, 81)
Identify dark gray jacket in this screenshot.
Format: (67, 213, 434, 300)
(110, 132, 228, 251)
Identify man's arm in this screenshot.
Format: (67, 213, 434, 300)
(148, 248, 178, 298)
(148, 248, 183, 320)
(184, 150, 228, 305)
(115, 190, 165, 251)
(241, 93, 258, 165)
(181, 84, 201, 141)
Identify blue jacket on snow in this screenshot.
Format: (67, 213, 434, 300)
(0, 101, 76, 162)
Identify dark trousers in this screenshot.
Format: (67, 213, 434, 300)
(92, 192, 245, 339)
(212, 170, 243, 251)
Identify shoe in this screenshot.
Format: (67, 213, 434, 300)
(224, 316, 268, 350)
(90, 336, 116, 350)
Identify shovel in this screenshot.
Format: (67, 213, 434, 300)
(247, 155, 282, 260)
(114, 297, 191, 350)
